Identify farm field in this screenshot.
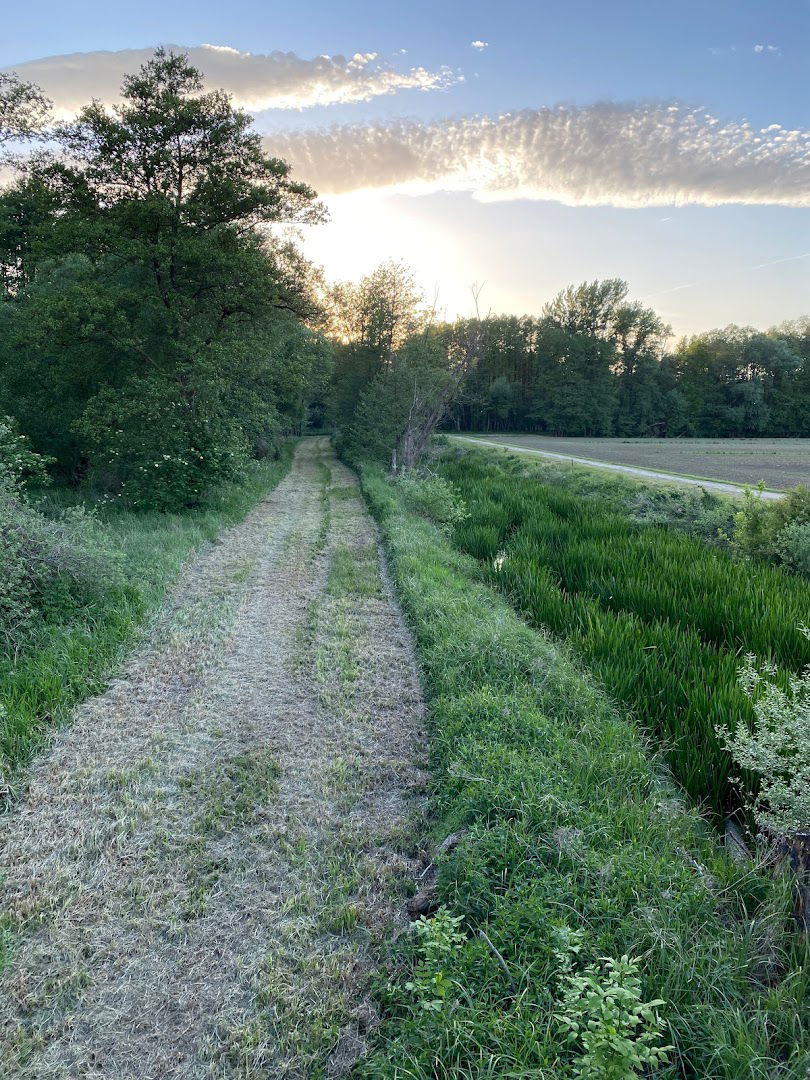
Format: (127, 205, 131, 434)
(453, 434, 810, 491)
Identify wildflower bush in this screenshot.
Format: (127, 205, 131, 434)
(0, 416, 52, 489)
(76, 373, 277, 511)
(718, 630, 810, 837)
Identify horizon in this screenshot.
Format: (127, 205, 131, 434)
(2, 0, 809, 336)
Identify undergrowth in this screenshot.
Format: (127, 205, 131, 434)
(359, 463, 809, 1079)
(0, 442, 295, 796)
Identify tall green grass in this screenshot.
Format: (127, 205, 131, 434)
(359, 464, 809, 1079)
(0, 444, 295, 789)
(438, 451, 810, 817)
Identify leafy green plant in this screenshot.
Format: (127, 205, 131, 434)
(405, 908, 466, 1012)
(0, 415, 52, 489)
(718, 629, 810, 837)
(396, 471, 468, 534)
(772, 521, 810, 575)
(731, 484, 810, 573)
(556, 953, 672, 1080)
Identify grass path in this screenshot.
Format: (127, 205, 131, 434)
(450, 435, 786, 498)
(0, 438, 426, 1079)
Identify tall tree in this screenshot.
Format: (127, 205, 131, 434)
(0, 73, 50, 147)
(327, 260, 427, 440)
(0, 50, 328, 505)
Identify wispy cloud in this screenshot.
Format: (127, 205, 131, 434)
(267, 103, 810, 208)
(470, 41, 489, 51)
(753, 44, 780, 54)
(2, 45, 461, 119)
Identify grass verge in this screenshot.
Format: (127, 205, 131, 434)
(0, 443, 295, 794)
(358, 464, 809, 1079)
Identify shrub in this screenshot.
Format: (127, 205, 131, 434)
(772, 521, 810, 575)
(0, 415, 51, 489)
(76, 372, 277, 511)
(395, 471, 468, 534)
(0, 466, 124, 650)
(718, 630, 810, 837)
(731, 485, 810, 573)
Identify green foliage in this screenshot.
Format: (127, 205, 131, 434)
(0, 424, 124, 650)
(405, 909, 466, 1012)
(0, 442, 294, 790)
(0, 72, 50, 146)
(443, 295, 809, 438)
(773, 521, 810, 575)
(731, 485, 810, 572)
(0, 50, 329, 508)
(0, 414, 51, 488)
(396, 472, 468, 534)
(718, 633, 810, 837)
(627, 484, 735, 543)
(439, 450, 810, 816)
(358, 463, 809, 1078)
(75, 371, 271, 509)
(556, 953, 673, 1079)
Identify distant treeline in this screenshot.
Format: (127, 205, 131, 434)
(442, 282, 810, 438)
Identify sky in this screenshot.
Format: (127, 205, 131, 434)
(2, 0, 809, 336)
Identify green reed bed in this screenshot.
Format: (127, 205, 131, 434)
(438, 452, 810, 818)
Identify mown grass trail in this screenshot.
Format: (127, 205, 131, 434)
(0, 439, 425, 1079)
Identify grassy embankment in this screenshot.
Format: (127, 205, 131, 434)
(358, 463, 808, 1079)
(439, 449, 810, 819)
(0, 443, 295, 791)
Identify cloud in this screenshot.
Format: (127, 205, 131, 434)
(266, 103, 810, 208)
(753, 44, 780, 54)
(2, 45, 460, 119)
(470, 41, 489, 51)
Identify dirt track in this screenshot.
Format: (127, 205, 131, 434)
(0, 439, 425, 1079)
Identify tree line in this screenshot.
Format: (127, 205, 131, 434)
(327, 269, 810, 471)
(446, 282, 810, 438)
(2, 52, 807, 511)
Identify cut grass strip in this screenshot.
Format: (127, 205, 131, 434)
(358, 464, 809, 1080)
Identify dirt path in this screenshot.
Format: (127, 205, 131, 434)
(451, 435, 786, 500)
(0, 439, 426, 1079)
